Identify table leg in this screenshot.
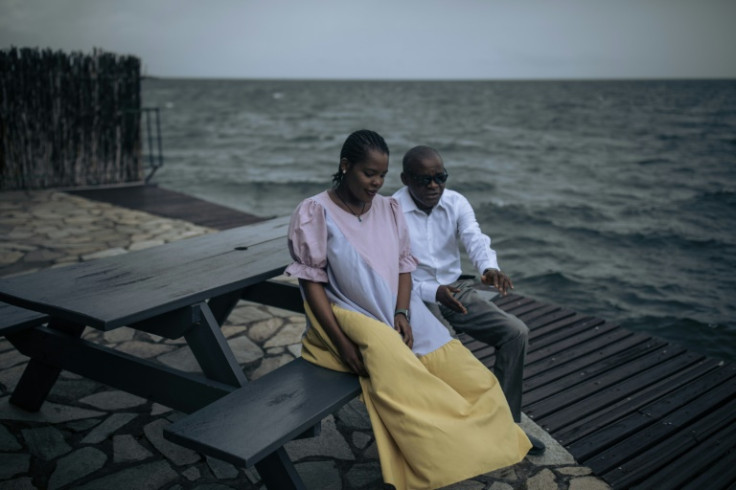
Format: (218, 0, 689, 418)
(255, 447, 306, 490)
(9, 319, 85, 411)
(184, 302, 248, 387)
(207, 290, 242, 326)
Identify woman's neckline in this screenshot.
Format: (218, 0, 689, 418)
(327, 189, 372, 222)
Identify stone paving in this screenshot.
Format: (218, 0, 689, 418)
(0, 190, 611, 490)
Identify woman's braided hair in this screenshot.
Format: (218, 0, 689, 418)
(332, 129, 389, 187)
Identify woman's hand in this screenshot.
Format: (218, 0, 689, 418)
(394, 313, 414, 349)
(336, 337, 368, 377)
(301, 279, 368, 377)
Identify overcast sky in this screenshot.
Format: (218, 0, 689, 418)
(1, 0, 735, 80)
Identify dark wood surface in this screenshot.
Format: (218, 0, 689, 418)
(164, 358, 360, 468)
(0, 216, 291, 330)
(8, 320, 237, 413)
(67, 184, 269, 229)
(468, 292, 736, 490)
(0, 302, 48, 334)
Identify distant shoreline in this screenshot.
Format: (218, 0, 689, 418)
(141, 76, 736, 83)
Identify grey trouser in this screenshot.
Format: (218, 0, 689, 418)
(426, 279, 529, 422)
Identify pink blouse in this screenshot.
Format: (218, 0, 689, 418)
(286, 191, 452, 356)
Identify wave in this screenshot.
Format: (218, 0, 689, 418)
(622, 315, 736, 361)
(519, 270, 579, 288)
(636, 158, 672, 166)
(283, 133, 324, 143)
(476, 199, 736, 252)
(435, 139, 487, 153)
(691, 189, 736, 207)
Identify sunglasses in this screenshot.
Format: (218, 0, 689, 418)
(408, 171, 449, 186)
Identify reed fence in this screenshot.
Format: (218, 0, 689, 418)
(0, 47, 142, 190)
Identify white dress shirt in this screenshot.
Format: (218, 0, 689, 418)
(393, 187, 499, 303)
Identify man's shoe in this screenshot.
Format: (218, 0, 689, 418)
(526, 433, 546, 456)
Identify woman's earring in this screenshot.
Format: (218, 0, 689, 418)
(342, 169, 346, 174)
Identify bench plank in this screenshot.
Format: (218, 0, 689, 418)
(164, 358, 360, 468)
(0, 302, 48, 334)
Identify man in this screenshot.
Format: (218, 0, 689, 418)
(393, 145, 545, 455)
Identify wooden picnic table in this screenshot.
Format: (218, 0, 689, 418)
(0, 215, 311, 488)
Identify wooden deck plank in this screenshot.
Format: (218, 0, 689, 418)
(535, 351, 705, 430)
(527, 316, 612, 350)
(64, 185, 736, 490)
(67, 184, 268, 230)
(524, 335, 667, 393)
(525, 308, 579, 332)
(524, 322, 626, 373)
(527, 347, 697, 421)
(493, 294, 535, 311)
(665, 432, 736, 490)
(599, 395, 736, 488)
(566, 361, 736, 459)
(504, 301, 557, 319)
(555, 356, 728, 446)
(492, 292, 528, 307)
(523, 338, 674, 405)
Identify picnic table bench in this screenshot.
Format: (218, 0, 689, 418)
(0, 302, 48, 335)
(0, 216, 361, 490)
(164, 355, 360, 485)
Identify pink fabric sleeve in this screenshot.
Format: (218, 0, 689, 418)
(284, 198, 329, 282)
(390, 197, 418, 274)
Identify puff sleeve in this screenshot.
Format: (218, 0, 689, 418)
(284, 198, 329, 282)
(390, 197, 419, 274)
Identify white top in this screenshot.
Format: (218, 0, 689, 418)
(285, 191, 453, 356)
(393, 187, 499, 304)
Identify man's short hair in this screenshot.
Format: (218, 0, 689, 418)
(402, 146, 442, 173)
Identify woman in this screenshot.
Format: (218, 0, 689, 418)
(285, 129, 530, 489)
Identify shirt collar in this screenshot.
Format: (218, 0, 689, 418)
(398, 186, 449, 215)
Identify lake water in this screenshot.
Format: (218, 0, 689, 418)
(142, 78, 736, 361)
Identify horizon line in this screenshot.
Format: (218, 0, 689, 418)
(141, 75, 736, 82)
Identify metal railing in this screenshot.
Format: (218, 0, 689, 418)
(141, 107, 164, 183)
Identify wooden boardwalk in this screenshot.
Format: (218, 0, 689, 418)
(68, 183, 269, 230)
(470, 293, 736, 489)
(69, 184, 736, 490)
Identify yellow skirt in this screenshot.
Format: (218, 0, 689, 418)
(301, 303, 531, 490)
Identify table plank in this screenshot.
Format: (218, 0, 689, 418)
(0, 216, 291, 330)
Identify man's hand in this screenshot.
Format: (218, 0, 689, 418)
(436, 285, 467, 314)
(481, 268, 513, 296)
(336, 337, 368, 377)
(394, 313, 414, 349)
